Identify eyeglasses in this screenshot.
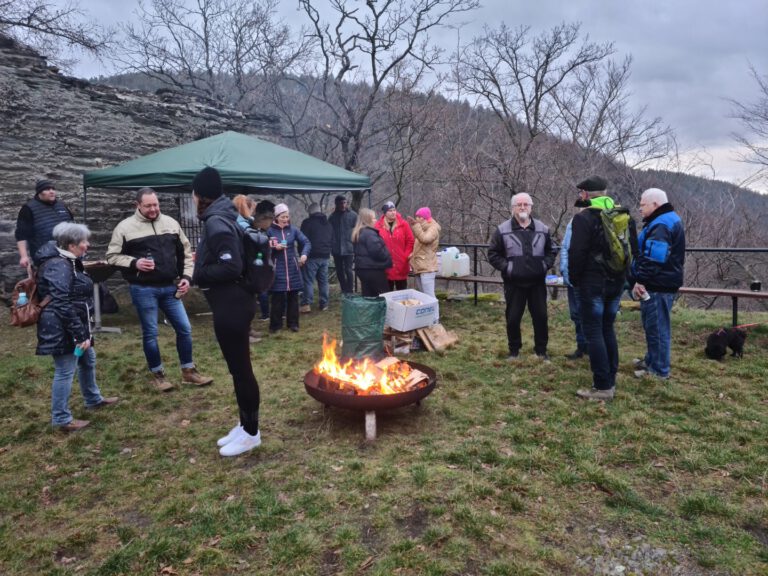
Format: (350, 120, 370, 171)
(513, 203, 532, 208)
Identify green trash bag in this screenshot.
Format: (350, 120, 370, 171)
(341, 294, 387, 360)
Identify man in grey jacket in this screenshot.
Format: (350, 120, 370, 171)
(488, 193, 556, 361)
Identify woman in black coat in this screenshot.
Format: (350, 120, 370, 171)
(352, 208, 392, 297)
(36, 223, 118, 432)
(191, 167, 262, 457)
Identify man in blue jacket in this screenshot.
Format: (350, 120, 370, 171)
(630, 188, 685, 380)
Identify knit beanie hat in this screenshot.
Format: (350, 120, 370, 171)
(35, 179, 55, 195)
(415, 207, 431, 220)
(274, 203, 289, 217)
(308, 202, 321, 214)
(192, 167, 223, 199)
(382, 201, 396, 213)
(576, 176, 608, 192)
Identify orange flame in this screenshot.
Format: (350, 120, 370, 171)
(314, 334, 423, 395)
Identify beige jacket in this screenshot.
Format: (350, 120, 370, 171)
(409, 218, 441, 274)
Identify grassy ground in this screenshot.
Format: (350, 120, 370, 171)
(0, 288, 767, 576)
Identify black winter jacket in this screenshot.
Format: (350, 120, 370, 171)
(488, 217, 555, 286)
(300, 212, 333, 258)
(35, 241, 93, 356)
(193, 196, 246, 289)
(568, 208, 612, 287)
(354, 227, 392, 270)
(329, 208, 357, 256)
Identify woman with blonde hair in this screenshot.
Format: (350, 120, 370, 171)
(352, 208, 391, 297)
(232, 195, 256, 229)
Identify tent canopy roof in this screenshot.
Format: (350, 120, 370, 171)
(83, 131, 370, 192)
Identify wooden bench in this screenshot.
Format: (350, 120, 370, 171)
(678, 287, 768, 326)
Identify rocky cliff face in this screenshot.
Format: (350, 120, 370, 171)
(0, 34, 278, 297)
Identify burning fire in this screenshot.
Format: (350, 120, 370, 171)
(314, 334, 427, 395)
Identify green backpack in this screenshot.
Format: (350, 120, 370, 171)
(591, 206, 632, 276)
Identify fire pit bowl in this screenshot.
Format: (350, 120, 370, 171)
(304, 360, 437, 412)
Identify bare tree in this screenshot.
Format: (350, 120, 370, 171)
(0, 0, 110, 68)
(730, 65, 768, 188)
(551, 57, 674, 170)
(117, 0, 307, 110)
(283, 0, 480, 210)
(457, 23, 613, 195)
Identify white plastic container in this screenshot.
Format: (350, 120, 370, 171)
(452, 253, 470, 277)
(439, 247, 459, 276)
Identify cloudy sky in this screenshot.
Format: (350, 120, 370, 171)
(64, 0, 768, 191)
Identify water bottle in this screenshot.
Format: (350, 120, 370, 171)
(254, 252, 264, 266)
(16, 292, 28, 306)
(74, 344, 84, 358)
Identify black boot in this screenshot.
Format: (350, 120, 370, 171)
(565, 348, 586, 360)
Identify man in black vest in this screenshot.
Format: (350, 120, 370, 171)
(488, 192, 556, 361)
(15, 179, 74, 270)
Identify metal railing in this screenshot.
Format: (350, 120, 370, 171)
(436, 243, 768, 306)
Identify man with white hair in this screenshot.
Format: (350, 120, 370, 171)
(489, 192, 556, 360)
(630, 188, 685, 379)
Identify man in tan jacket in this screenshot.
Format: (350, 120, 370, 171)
(107, 188, 212, 391)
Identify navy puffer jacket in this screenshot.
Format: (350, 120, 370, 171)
(267, 223, 311, 292)
(35, 241, 93, 356)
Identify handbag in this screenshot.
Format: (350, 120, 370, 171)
(10, 272, 52, 328)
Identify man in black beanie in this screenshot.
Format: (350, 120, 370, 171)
(568, 175, 625, 401)
(328, 194, 357, 294)
(15, 179, 74, 270)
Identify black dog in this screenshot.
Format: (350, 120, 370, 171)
(705, 327, 747, 360)
(727, 328, 747, 358)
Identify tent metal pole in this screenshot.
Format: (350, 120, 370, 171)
(82, 185, 87, 224)
(367, 188, 371, 209)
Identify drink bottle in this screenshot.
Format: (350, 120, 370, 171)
(17, 292, 28, 306)
(254, 252, 264, 266)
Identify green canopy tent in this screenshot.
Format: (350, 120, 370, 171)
(83, 131, 370, 192)
(82, 130, 371, 220)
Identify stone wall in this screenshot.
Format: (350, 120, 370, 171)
(0, 35, 278, 298)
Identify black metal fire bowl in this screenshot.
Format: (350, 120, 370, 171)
(304, 360, 437, 411)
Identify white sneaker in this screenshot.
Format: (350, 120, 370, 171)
(219, 430, 261, 457)
(217, 424, 243, 447)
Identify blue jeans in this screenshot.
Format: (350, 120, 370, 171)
(258, 292, 270, 319)
(129, 284, 194, 372)
(52, 347, 103, 426)
(301, 258, 329, 308)
(567, 286, 587, 351)
(640, 291, 675, 377)
(578, 279, 623, 390)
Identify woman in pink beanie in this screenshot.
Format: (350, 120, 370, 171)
(407, 207, 441, 297)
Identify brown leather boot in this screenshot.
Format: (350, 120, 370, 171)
(181, 367, 213, 386)
(58, 419, 90, 432)
(150, 370, 176, 392)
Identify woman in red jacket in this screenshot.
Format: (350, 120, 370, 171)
(375, 201, 414, 291)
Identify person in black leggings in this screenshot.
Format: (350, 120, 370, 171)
(192, 166, 262, 457)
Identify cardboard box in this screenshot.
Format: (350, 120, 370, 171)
(381, 289, 439, 331)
